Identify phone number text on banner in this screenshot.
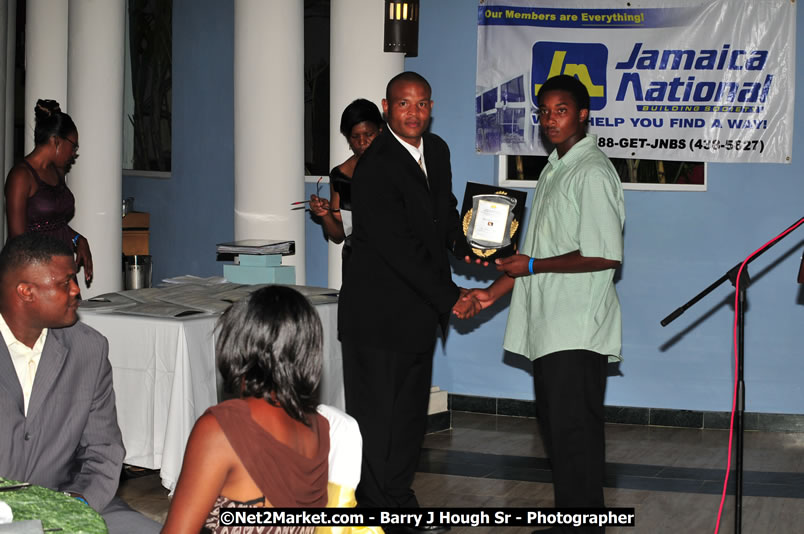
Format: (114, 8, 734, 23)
(476, 0, 796, 163)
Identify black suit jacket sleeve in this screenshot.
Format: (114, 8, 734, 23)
(435, 145, 471, 261)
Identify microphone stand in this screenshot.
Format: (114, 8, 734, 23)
(661, 216, 804, 534)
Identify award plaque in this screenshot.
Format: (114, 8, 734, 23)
(460, 182, 527, 262)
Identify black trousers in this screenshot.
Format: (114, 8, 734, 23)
(533, 349, 608, 533)
(341, 338, 435, 508)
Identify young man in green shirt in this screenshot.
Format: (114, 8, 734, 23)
(457, 75, 625, 533)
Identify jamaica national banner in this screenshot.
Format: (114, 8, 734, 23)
(476, 0, 796, 163)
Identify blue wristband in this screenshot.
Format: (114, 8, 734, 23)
(63, 492, 88, 506)
(528, 257, 535, 274)
(72, 233, 81, 249)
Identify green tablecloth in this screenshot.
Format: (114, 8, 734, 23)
(0, 478, 107, 534)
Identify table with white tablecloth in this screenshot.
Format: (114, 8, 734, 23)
(79, 300, 343, 491)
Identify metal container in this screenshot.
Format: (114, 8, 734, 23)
(123, 255, 152, 289)
(122, 197, 134, 217)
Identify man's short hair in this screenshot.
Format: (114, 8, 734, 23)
(537, 74, 591, 112)
(0, 233, 74, 284)
(386, 71, 432, 101)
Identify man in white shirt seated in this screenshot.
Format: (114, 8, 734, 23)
(0, 233, 161, 533)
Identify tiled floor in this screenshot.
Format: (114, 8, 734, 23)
(119, 411, 804, 532)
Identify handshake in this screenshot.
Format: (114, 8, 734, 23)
(451, 253, 534, 320)
(452, 288, 490, 320)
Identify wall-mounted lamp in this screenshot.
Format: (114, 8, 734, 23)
(384, 1, 419, 57)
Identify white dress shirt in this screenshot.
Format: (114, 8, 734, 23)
(0, 313, 48, 415)
(389, 127, 427, 177)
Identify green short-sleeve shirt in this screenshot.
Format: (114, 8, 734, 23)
(503, 135, 625, 362)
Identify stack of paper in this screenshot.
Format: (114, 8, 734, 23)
(216, 239, 295, 256)
(79, 282, 338, 319)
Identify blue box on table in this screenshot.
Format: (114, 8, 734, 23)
(238, 254, 282, 267)
(223, 263, 296, 284)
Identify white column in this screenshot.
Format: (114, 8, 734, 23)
(67, 0, 126, 297)
(24, 0, 68, 154)
(328, 0, 404, 289)
(234, 1, 305, 283)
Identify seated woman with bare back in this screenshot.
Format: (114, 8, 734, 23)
(161, 286, 329, 534)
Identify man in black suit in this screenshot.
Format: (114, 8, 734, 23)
(339, 71, 467, 529)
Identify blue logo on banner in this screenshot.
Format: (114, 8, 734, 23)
(532, 42, 608, 110)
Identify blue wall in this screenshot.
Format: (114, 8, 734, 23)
(139, 0, 804, 414)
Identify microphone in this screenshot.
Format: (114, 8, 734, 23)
(799, 253, 804, 284)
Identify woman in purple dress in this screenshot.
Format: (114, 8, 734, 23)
(5, 99, 92, 283)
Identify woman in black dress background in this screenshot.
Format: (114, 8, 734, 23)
(309, 99, 383, 267)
